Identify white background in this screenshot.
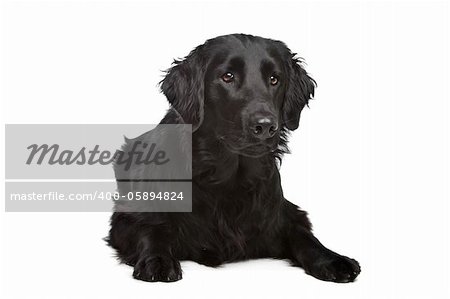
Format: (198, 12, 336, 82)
(1, 0, 449, 298)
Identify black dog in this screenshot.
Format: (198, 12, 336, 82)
(107, 34, 361, 283)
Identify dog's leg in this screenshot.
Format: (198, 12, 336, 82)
(285, 204, 361, 283)
(132, 225, 182, 282)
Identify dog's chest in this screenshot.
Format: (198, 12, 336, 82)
(187, 184, 283, 257)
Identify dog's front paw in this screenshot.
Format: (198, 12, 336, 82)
(304, 253, 361, 283)
(133, 255, 182, 282)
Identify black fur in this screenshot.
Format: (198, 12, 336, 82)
(107, 34, 361, 283)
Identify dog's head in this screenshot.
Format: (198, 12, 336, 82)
(161, 34, 316, 157)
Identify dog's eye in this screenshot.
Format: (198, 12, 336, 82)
(270, 75, 279, 86)
(222, 72, 234, 83)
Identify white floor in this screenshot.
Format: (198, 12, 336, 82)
(1, 209, 448, 299)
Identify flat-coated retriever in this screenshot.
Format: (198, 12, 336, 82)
(107, 34, 361, 283)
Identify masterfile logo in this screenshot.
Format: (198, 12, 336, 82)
(4, 124, 192, 212)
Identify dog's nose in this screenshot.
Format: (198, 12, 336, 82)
(250, 116, 278, 139)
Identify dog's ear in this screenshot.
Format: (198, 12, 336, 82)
(160, 46, 206, 131)
(282, 56, 316, 130)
